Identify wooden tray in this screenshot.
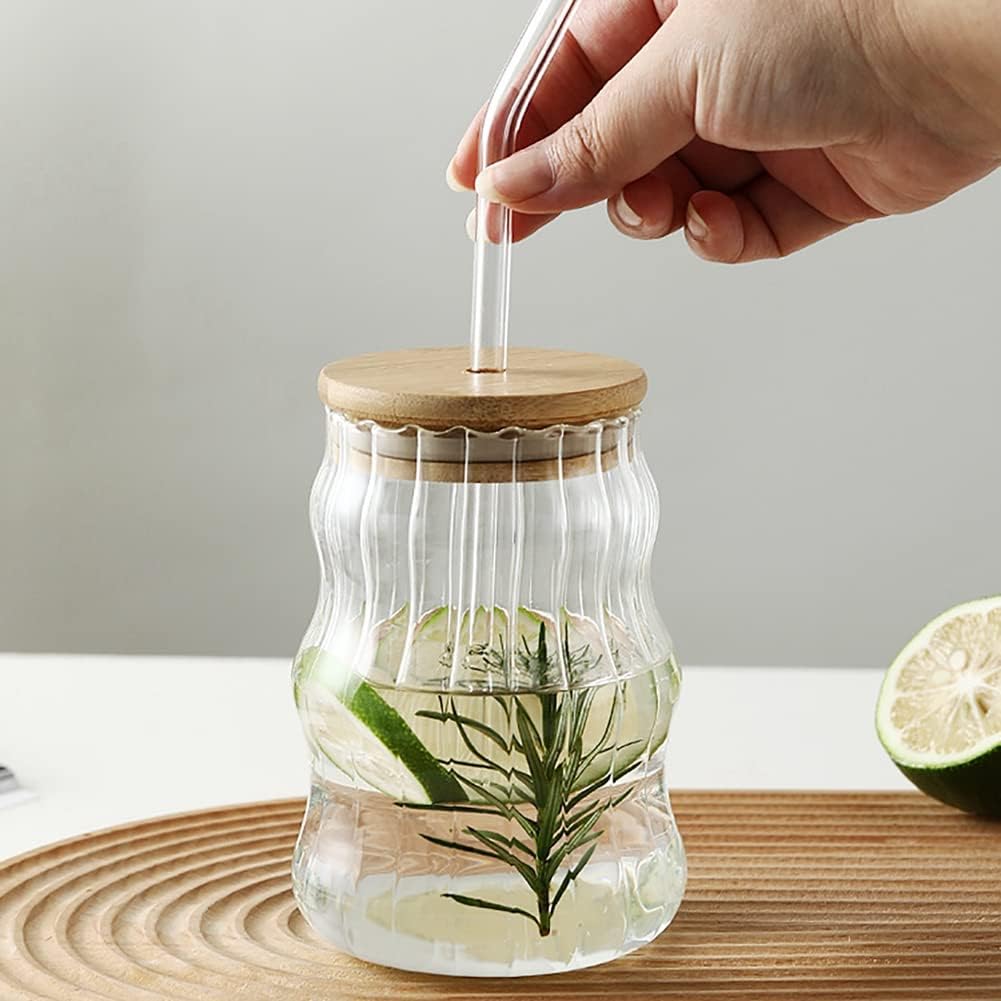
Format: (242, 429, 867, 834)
(2, 792, 999, 1000)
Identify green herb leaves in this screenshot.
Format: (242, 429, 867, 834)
(414, 622, 641, 937)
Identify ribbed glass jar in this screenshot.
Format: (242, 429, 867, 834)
(291, 357, 685, 977)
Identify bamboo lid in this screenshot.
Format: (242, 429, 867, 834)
(318, 347, 647, 431)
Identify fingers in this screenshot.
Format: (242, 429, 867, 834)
(677, 137, 762, 192)
(606, 155, 701, 240)
(465, 207, 560, 244)
(757, 148, 880, 226)
(464, 147, 872, 261)
(450, 67, 589, 193)
(683, 179, 848, 263)
(449, 1, 668, 192)
(449, 106, 485, 191)
(681, 148, 883, 262)
(474, 24, 697, 215)
(465, 152, 699, 247)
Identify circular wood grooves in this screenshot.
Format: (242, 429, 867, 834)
(2, 792, 1000, 999)
(318, 347, 648, 431)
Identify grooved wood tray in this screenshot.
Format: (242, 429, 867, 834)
(1, 792, 1000, 1000)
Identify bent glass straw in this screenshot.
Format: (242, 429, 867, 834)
(468, 0, 581, 374)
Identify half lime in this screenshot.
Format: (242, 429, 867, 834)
(876, 596, 1001, 816)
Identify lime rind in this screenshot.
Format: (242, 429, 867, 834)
(348, 680, 466, 803)
(895, 744, 1001, 816)
(295, 645, 466, 804)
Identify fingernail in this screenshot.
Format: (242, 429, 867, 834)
(475, 146, 554, 204)
(687, 202, 708, 241)
(465, 208, 476, 241)
(445, 159, 467, 193)
(613, 192, 643, 229)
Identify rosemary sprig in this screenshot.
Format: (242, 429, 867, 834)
(412, 622, 641, 937)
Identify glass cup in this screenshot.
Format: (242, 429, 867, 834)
(291, 379, 686, 977)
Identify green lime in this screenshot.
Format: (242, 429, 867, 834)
(876, 596, 1001, 817)
(295, 645, 467, 804)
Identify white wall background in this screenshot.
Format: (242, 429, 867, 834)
(2, 0, 999, 666)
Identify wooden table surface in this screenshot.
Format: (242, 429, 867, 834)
(2, 791, 999, 1000)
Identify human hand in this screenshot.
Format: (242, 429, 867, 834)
(447, 0, 1001, 262)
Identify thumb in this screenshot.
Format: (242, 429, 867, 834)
(475, 25, 697, 215)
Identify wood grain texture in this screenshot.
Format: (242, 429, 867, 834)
(318, 347, 648, 430)
(2, 792, 1000, 1000)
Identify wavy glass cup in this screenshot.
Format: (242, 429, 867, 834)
(291, 349, 686, 977)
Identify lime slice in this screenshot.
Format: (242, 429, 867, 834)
(296, 646, 466, 804)
(361, 866, 646, 967)
(876, 596, 1001, 816)
(371, 605, 450, 682)
(368, 605, 512, 684)
(405, 607, 672, 792)
(371, 604, 410, 673)
(462, 604, 510, 646)
(297, 606, 676, 805)
(573, 666, 673, 786)
(560, 611, 675, 786)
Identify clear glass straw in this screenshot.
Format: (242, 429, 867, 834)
(468, 0, 580, 374)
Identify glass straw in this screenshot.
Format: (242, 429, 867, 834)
(468, 0, 581, 374)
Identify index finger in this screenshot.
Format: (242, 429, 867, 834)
(450, 0, 666, 189)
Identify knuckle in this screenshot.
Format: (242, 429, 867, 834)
(553, 110, 610, 181)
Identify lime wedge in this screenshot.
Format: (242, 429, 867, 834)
(876, 596, 1001, 816)
(296, 646, 466, 804)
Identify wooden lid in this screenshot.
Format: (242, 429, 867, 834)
(318, 347, 647, 431)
